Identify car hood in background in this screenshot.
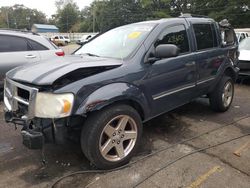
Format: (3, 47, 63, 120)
(239, 50, 250, 61)
(7, 55, 123, 86)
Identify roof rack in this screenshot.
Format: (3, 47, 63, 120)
(0, 28, 39, 35)
(179, 13, 209, 18)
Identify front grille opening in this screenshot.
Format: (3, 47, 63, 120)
(17, 88, 30, 100)
(18, 102, 29, 114)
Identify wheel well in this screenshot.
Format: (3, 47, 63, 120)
(86, 99, 145, 121)
(108, 100, 145, 121)
(224, 67, 236, 81)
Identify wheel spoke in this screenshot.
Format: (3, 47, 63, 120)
(101, 139, 114, 156)
(117, 116, 129, 131)
(124, 131, 137, 140)
(104, 124, 116, 137)
(115, 144, 125, 158)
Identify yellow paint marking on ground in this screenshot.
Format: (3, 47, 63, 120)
(187, 166, 223, 188)
(233, 140, 250, 157)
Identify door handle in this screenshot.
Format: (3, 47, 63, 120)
(25, 55, 37, 59)
(185, 62, 195, 67)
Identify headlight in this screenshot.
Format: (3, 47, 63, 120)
(35, 93, 74, 118)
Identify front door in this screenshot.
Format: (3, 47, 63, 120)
(144, 24, 197, 116)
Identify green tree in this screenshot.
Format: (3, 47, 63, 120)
(55, 1, 80, 32)
(0, 4, 47, 30)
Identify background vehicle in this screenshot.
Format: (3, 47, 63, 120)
(236, 32, 249, 43)
(4, 16, 238, 170)
(0, 30, 65, 92)
(63, 36, 71, 43)
(76, 34, 97, 45)
(238, 37, 250, 70)
(51, 35, 70, 46)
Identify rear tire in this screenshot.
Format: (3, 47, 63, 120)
(209, 76, 234, 112)
(81, 104, 142, 169)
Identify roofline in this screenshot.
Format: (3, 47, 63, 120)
(0, 29, 40, 36)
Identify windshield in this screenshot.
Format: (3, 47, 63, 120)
(239, 38, 250, 50)
(74, 23, 155, 59)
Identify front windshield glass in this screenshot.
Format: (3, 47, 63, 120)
(74, 23, 155, 59)
(239, 38, 250, 50)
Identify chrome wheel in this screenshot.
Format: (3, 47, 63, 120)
(222, 81, 233, 107)
(99, 115, 138, 162)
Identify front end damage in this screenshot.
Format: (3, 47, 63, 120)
(3, 78, 81, 150)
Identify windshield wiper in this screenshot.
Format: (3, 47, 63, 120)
(80, 53, 100, 57)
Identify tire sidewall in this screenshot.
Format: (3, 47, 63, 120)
(221, 79, 234, 109)
(81, 105, 143, 169)
(210, 76, 234, 112)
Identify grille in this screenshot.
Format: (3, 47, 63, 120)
(17, 87, 30, 101)
(4, 78, 38, 119)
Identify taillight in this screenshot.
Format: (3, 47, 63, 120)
(55, 51, 65, 56)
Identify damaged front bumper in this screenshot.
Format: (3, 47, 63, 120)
(21, 129, 44, 150)
(4, 109, 70, 150)
(4, 109, 44, 149)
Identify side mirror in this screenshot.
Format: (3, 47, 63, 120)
(155, 44, 180, 59)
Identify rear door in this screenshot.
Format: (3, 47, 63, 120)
(27, 39, 57, 60)
(191, 22, 223, 95)
(0, 35, 40, 83)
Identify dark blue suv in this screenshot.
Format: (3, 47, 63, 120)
(3, 16, 239, 169)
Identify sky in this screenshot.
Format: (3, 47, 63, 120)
(0, 0, 94, 17)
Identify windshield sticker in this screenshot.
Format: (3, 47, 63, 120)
(128, 32, 142, 39)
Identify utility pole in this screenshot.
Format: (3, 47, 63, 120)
(93, 0, 99, 33)
(6, 11, 10, 28)
(67, 14, 69, 32)
(92, 5, 95, 33)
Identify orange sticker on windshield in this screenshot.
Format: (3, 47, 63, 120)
(128, 32, 142, 39)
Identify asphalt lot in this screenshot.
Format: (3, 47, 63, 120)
(0, 45, 249, 188)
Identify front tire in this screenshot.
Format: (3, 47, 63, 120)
(209, 76, 234, 112)
(81, 104, 142, 169)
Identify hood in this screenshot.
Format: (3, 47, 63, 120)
(239, 50, 250, 61)
(7, 55, 122, 86)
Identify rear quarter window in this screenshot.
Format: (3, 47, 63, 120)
(28, 39, 48, 51)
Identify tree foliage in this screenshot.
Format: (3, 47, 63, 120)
(76, 0, 250, 32)
(0, 4, 47, 29)
(55, 1, 80, 32)
(0, 0, 249, 32)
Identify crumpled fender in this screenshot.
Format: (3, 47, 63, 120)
(75, 83, 150, 119)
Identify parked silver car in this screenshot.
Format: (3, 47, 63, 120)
(0, 30, 65, 92)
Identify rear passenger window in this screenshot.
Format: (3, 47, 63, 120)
(28, 40, 48, 51)
(156, 25, 190, 53)
(193, 24, 218, 50)
(0, 35, 30, 52)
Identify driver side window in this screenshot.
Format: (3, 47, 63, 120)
(156, 25, 190, 53)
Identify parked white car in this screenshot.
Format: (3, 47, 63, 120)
(0, 30, 65, 91)
(238, 37, 250, 70)
(51, 35, 70, 46)
(76, 34, 97, 45)
(236, 32, 249, 43)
